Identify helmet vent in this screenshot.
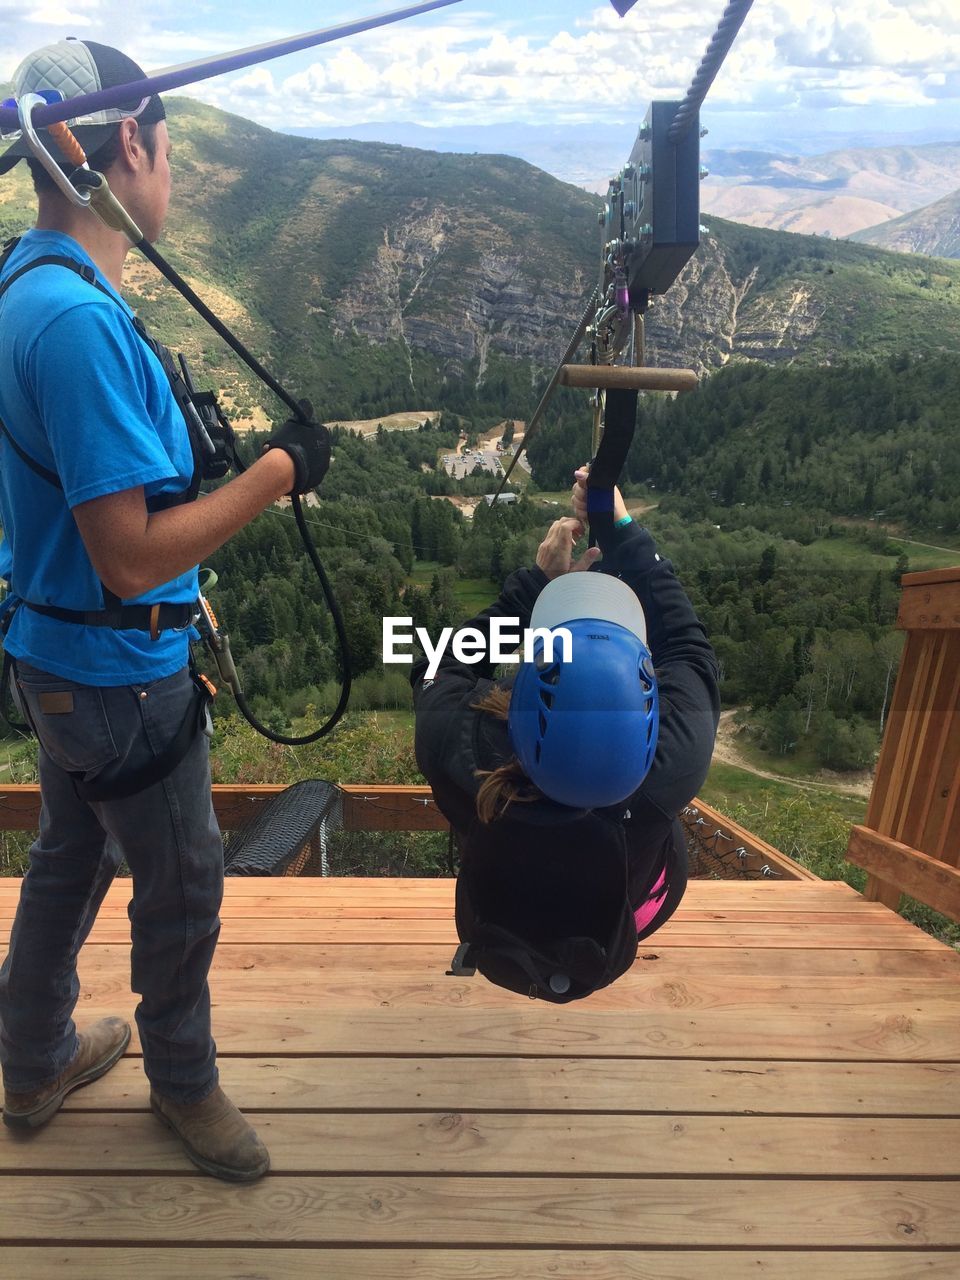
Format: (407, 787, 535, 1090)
(538, 710, 547, 736)
(539, 689, 554, 711)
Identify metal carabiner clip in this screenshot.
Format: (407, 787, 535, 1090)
(16, 93, 91, 210)
(16, 92, 144, 242)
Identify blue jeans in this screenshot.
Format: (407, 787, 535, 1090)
(0, 662, 223, 1104)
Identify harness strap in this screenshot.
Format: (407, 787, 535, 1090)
(0, 253, 98, 301)
(0, 416, 61, 488)
(24, 600, 196, 636)
(587, 387, 639, 545)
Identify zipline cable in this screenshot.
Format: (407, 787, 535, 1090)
(668, 0, 755, 143)
(492, 286, 598, 499)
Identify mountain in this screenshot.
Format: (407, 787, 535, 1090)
(3, 98, 960, 425)
(700, 142, 960, 238)
(286, 121, 638, 195)
(850, 189, 960, 259)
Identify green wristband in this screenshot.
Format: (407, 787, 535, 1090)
(614, 514, 633, 528)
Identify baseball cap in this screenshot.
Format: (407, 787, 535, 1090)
(529, 572, 648, 646)
(0, 39, 165, 176)
(453, 812, 638, 1003)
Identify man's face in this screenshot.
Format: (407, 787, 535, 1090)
(137, 120, 172, 244)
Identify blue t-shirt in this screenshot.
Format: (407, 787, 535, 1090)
(0, 230, 198, 684)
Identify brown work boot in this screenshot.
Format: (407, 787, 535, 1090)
(150, 1086, 270, 1182)
(3, 1016, 131, 1130)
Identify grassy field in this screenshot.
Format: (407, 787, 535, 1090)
(407, 561, 496, 615)
(368, 709, 416, 733)
(702, 759, 958, 949)
(702, 760, 868, 841)
(804, 536, 959, 573)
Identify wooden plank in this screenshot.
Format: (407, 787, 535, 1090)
(71, 942, 960, 981)
(64, 918, 949, 947)
(928, 684, 960, 865)
(72, 1005, 960, 1059)
(73, 1055, 960, 1117)
(0, 1176, 957, 1246)
(848, 826, 960, 924)
(72, 968, 960, 1013)
(0, 880, 868, 906)
(903, 636, 960, 851)
(0, 876, 860, 892)
(892, 635, 941, 846)
(0, 784, 453, 833)
(67, 902, 897, 924)
(897, 578, 960, 629)
(6, 1249, 960, 1280)
(901, 567, 960, 589)
(5, 1113, 959, 1176)
(0, 787, 813, 877)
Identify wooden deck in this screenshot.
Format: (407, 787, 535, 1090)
(1, 875, 959, 1278)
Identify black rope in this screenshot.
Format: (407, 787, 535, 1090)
(228, 492, 352, 745)
(133, 238, 351, 742)
(136, 239, 307, 423)
(668, 0, 755, 143)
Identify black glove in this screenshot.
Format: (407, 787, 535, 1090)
(264, 401, 331, 494)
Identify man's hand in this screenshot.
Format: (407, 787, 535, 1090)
(263, 404, 331, 495)
(571, 466, 630, 525)
(536, 517, 601, 580)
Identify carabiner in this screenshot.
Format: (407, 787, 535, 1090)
(16, 93, 91, 210)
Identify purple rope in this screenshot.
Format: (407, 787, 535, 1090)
(0, 0, 460, 133)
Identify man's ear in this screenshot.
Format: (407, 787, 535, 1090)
(113, 117, 143, 173)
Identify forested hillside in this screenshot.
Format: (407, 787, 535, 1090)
(530, 353, 960, 534)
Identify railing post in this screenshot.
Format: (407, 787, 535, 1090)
(847, 566, 960, 919)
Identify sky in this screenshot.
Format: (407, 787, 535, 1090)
(2, 0, 959, 154)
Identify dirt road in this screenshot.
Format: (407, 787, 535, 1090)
(712, 710, 873, 800)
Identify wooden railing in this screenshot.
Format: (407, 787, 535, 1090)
(680, 797, 816, 881)
(846, 566, 960, 923)
(0, 784, 447, 835)
(0, 783, 813, 881)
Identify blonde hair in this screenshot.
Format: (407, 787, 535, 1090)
(471, 686, 544, 823)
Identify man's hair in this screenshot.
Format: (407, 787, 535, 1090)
(27, 120, 160, 198)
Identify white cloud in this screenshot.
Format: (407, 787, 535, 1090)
(1, 0, 958, 133)
(32, 6, 95, 24)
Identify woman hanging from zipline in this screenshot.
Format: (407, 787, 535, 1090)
(411, 436, 720, 1002)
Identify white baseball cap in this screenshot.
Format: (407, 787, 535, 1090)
(530, 573, 648, 647)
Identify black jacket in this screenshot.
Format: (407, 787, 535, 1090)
(411, 522, 720, 923)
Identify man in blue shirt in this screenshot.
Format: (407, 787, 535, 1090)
(0, 39, 327, 1181)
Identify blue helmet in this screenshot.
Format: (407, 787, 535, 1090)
(508, 617, 659, 810)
